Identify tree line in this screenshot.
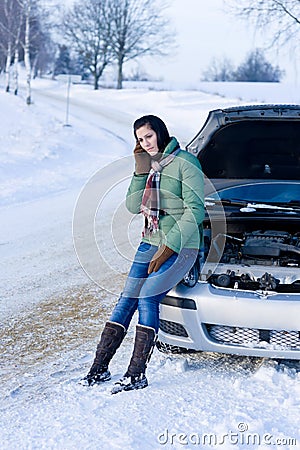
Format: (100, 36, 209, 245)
(0, 0, 51, 103)
(0, 0, 299, 104)
(0, 0, 174, 102)
(202, 49, 284, 82)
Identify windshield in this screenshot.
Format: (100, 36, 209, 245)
(207, 182, 300, 204)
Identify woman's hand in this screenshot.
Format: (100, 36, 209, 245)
(134, 141, 151, 175)
(148, 245, 175, 274)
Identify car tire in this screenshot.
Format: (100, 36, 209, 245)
(156, 340, 198, 354)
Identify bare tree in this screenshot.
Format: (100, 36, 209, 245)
(19, 0, 35, 104)
(0, 0, 43, 102)
(30, 10, 56, 79)
(12, 12, 22, 95)
(106, 0, 175, 89)
(202, 57, 234, 81)
(0, 0, 23, 92)
(63, 0, 113, 90)
(234, 49, 284, 82)
(225, 0, 300, 48)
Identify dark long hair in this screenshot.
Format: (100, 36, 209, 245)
(133, 115, 171, 151)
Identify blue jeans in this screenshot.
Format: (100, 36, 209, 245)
(109, 242, 198, 332)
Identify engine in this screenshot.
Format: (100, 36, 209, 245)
(220, 230, 300, 267)
(206, 230, 300, 292)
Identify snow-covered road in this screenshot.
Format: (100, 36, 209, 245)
(0, 81, 139, 319)
(1, 78, 299, 449)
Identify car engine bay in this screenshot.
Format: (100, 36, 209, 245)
(205, 228, 300, 292)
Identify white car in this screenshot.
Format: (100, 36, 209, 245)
(158, 104, 300, 360)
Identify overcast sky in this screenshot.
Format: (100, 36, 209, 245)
(137, 0, 299, 85)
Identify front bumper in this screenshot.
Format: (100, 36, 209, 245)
(158, 282, 300, 359)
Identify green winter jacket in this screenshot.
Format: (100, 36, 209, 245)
(126, 137, 205, 254)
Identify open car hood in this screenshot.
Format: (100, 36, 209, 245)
(186, 104, 300, 180)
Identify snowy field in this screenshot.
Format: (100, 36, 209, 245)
(1, 74, 300, 449)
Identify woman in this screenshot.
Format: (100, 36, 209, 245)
(83, 115, 205, 394)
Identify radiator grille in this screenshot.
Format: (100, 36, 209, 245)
(270, 330, 300, 348)
(205, 324, 300, 350)
(159, 319, 188, 337)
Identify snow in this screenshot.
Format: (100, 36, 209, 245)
(1, 73, 300, 449)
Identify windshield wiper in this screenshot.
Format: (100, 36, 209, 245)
(205, 198, 248, 207)
(205, 197, 300, 212)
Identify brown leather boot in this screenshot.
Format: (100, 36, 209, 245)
(111, 324, 156, 394)
(82, 321, 126, 386)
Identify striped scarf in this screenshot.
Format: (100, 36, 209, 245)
(140, 146, 180, 236)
